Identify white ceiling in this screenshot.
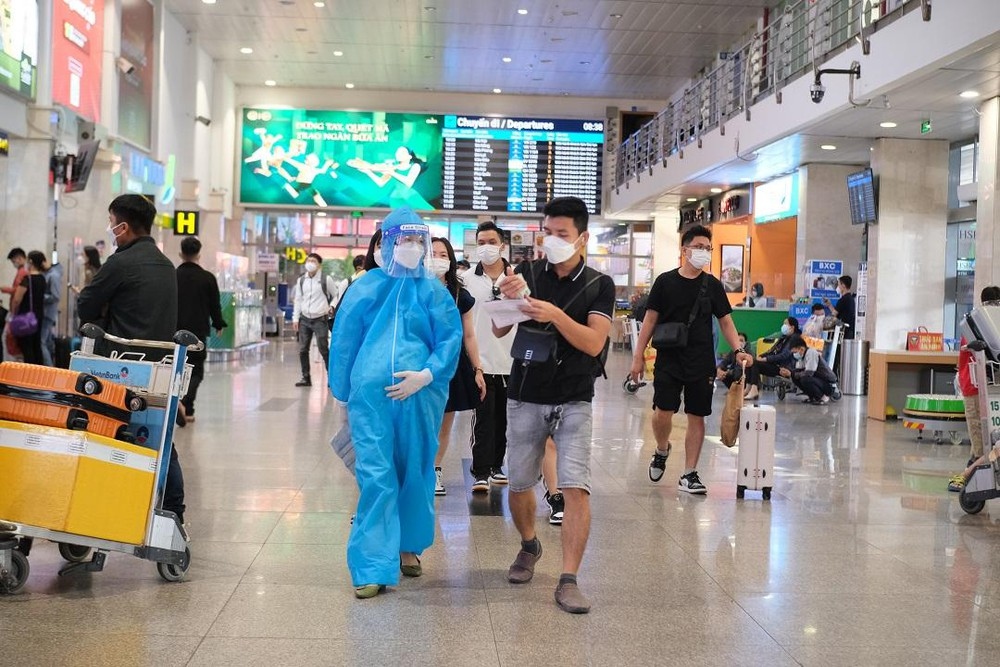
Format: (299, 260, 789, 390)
(166, 0, 769, 97)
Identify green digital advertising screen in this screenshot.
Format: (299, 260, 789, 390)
(240, 108, 443, 210)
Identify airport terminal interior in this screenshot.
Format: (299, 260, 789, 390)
(2, 0, 1000, 665)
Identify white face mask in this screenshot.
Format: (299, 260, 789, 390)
(542, 235, 579, 265)
(394, 242, 425, 270)
(429, 257, 450, 277)
(373, 248, 384, 267)
(780, 324, 793, 336)
(304, 261, 318, 273)
(107, 222, 126, 250)
(688, 248, 711, 270)
(476, 244, 502, 265)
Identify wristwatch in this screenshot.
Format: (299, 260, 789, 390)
(734, 347, 747, 355)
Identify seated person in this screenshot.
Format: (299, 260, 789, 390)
(743, 283, 764, 308)
(780, 335, 841, 405)
(717, 332, 760, 400)
(802, 302, 827, 339)
(754, 316, 801, 380)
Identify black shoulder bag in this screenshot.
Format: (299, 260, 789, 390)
(651, 274, 708, 349)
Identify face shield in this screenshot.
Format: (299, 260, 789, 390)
(380, 206, 432, 279)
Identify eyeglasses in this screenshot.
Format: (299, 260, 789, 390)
(686, 244, 713, 252)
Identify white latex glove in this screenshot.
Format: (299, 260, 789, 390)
(385, 369, 433, 400)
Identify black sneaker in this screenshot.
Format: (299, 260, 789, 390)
(648, 444, 671, 482)
(546, 492, 565, 525)
(678, 471, 707, 494)
(295, 378, 312, 387)
(472, 477, 489, 494)
(831, 386, 842, 401)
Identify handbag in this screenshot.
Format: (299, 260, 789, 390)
(8, 276, 39, 337)
(720, 373, 744, 448)
(651, 274, 708, 349)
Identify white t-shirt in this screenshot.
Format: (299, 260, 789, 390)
(463, 262, 515, 376)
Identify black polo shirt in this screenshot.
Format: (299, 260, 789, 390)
(508, 258, 615, 404)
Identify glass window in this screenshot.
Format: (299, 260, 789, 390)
(959, 143, 977, 186)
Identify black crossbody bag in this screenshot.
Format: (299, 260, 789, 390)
(651, 274, 708, 349)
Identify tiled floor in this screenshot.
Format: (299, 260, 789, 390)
(4, 343, 1000, 666)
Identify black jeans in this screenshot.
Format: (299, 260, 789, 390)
(181, 349, 206, 416)
(297, 316, 330, 380)
(15, 332, 43, 365)
(793, 373, 834, 401)
(164, 445, 185, 522)
(470, 374, 508, 478)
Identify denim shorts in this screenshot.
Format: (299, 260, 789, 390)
(506, 400, 593, 493)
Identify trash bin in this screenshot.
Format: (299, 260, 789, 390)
(840, 339, 870, 396)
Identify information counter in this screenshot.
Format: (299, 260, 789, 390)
(866, 350, 959, 421)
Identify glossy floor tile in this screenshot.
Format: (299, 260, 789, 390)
(3, 343, 1000, 666)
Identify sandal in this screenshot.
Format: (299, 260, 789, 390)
(354, 584, 386, 599)
(400, 555, 422, 578)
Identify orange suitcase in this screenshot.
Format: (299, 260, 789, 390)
(0, 362, 145, 442)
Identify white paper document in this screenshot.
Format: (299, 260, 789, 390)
(481, 298, 533, 329)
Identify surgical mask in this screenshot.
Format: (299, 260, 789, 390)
(688, 248, 711, 270)
(780, 324, 792, 336)
(373, 249, 384, 267)
(542, 235, 579, 265)
(393, 242, 424, 270)
(106, 222, 126, 250)
(428, 257, 450, 277)
(477, 244, 502, 265)
(304, 261, 318, 273)
(793, 351, 803, 361)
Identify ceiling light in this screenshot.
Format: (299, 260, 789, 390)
(820, 144, 837, 150)
(333, 50, 343, 57)
(710, 187, 723, 194)
(579, 61, 590, 65)
(240, 47, 253, 54)
(313, 1, 325, 6)
(686, 197, 698, 202)
(492, 88, 502, 94)
(201, 0, 216, 4)
(264, 80, 276, 86)
(315, 211, 327, 217)
(879, 121, 897, 128)
(424, 5, 436, 10)
(517, 8, 528, 15)
(960, 90, 980, 99)
(502, 56, 512, 63)
(345, 83, 355, 89)
(610, 13, 623, 18)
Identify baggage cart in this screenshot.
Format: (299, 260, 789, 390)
(0, 325, 201, 593)
(958, 338, 1000, 514)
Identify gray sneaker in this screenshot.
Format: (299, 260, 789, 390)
(555, 581, 591, 614)
(507, 542, 542, 584)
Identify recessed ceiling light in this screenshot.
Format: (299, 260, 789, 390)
(502, 56, 512, 63)
(424, 5, 435, 10)
(493, 88, 502, 94)
(315, 211, 327, 217)
(240, 47, 253, 54)
(879, 121, 897, 128)
(333, 50, 343, 57)
(686, 197, 698, 202)
(517, 8, 528, 15)
(579, 61, 590, 65)
(820, 144, 837, 150)
(345, 83, 355, 89)
(710, 187, 722, 194)
(201, 0, 216, 4)
(313, 1, 325, 6)
(264, 80, 276, 86)
(960, 90, 980, 99)
(610, 13, 623, 18)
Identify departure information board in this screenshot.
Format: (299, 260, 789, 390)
(440, 115, 604, 213)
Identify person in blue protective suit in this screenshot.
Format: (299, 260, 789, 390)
(329, 207, 463, 599)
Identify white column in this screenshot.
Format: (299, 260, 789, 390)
(975, 97, 999, 297)
(867, 138, 949, 348)
(652, 210, 679, 278)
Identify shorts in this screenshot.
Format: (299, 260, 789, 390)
(506, 400, 593, 493)
(652, 368, 715, 417)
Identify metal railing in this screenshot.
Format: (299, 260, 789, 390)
(611, 0, 921, 189)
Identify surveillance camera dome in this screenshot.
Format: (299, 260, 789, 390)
(810, 81, 825, 104)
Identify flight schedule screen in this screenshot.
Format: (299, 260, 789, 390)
(440, 115, 604, 214)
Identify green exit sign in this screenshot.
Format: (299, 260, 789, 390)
(351, 210, 363, 219)
(920, 119, 932, 134)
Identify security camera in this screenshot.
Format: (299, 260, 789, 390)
(116, 57, 136, 75)
(810, 81, 825, 104)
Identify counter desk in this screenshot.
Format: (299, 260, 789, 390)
(866, 350, 959, 421)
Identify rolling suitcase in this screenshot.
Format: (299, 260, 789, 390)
(736, 404, 775, 500)
(0, 362, 145, 442)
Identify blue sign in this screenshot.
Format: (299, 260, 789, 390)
(808, 259, 843, 301)
(789, 303, 813, 327)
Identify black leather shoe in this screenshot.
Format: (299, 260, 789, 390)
(295, 378, 312, 387)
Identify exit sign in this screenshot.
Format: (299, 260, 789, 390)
(351, 210, 363, 219)
(920, 119, 932, 134)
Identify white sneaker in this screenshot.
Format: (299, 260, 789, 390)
(434, 467, 446, 496)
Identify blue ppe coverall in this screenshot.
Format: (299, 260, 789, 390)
(329, 207, 462, 587)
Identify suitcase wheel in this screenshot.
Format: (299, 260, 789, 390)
(116, 426, 136, 444)
(67, 409, 89, 431)
(777, 385, 786, 400)
(76, 374, 103, 396)
(762, 487, 772, 501)
(126, 392, 148, 412)
(736, 485, 746, 499)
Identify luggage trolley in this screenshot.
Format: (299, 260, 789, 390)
(959, 340, 1000, 514)
(0, 325, 201, 593)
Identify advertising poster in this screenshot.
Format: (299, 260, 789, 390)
(240, 108, 443, 210)
(720, 245, 744, 293)
(754, 173, 799, 223)
(118, 0, 154, 148)
(509, 231, 536, 265)
(807, 259, 842, 302)
(52, 0, 104, 121)
(0, 0, 38, 98)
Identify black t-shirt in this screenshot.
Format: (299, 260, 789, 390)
(646, 269, 732, 377)
(17, 274, 46, 317)
(509, 259, 615, 404)
(835, 292, 856, 339)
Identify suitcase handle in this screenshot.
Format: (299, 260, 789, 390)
(80, 324, 204, 352)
